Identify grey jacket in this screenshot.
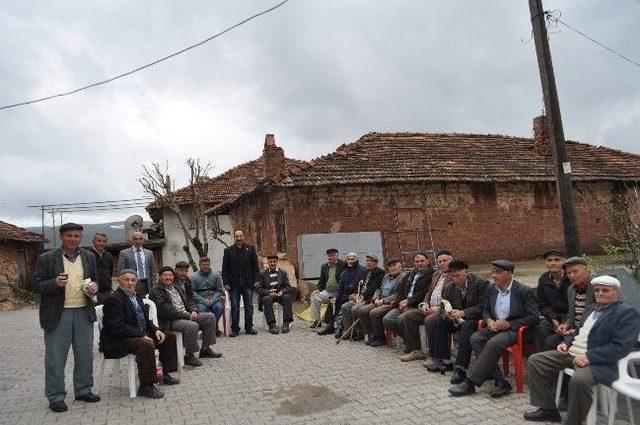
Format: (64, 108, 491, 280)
(117, 246, 158, 284)
(32, 248, 98, 329)
(374, 271, 407, 304)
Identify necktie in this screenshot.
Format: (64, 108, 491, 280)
(136, 249, 145, 279)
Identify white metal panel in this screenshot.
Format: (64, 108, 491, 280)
(297, 232, 383, 279)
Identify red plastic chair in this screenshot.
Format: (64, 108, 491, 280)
(384, 325, 394, 347)
(477, 320, 534, 393)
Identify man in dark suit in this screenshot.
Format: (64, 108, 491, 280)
(534, 249, 571, 351)
(449, 259, 539, 398)
(117, 231, 158, 296)
(100, 269, 179, 398)
(91, 232, 114, 304)
(427, 260, 489, 379)
(310, 248, 346, 332)
(221, 230, 260, 337)
(32, 223, 101, 412)
(258, 255, 293, 334)
(524, 275, 640, 424)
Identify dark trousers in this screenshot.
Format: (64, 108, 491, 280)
(433, 317, 476, 369)
(230, 286, 254, 332)
(126, 331, 178, 387)
(468, 328, 516, 385)
(136, 278, 149, 297)
(368, 305, 394, 338)
(262, 294, 293, 326)
(535, 320, 564, 352)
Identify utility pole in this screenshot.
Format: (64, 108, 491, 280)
(529, 0, 581, 256)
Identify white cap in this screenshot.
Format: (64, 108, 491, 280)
(591, 275, 621, 288)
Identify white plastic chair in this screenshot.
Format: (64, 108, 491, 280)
(612, 351, 640, 425)
(263, 302, 284, 330)
(555, 367, 618, 425)
(96, 298, 160, 399)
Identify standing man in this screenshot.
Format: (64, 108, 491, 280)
(258, 255, 294, 334)
(524, 276, 640, 424)
(310, 248, 346, 330)
(32, 223, 101, 412)
(118, 231, 157, 296)
(449, 260, 539, 398)
(191, 257, 225, 323)
(535, 250, 570, 351)
(222, 230, 260, 337)
(91, 232, 114, 303)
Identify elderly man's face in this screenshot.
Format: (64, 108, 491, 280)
(565, 264, 590, 287)
(491, 268, 512, 287)
(436, 255, 453, 273)
(200, 260, 211, 274)
(160, 270, 175, 285)
(545, 255, 565, 273)
(175, 267, 188, 279)
(387, 262, 402, 275)
(346, 256, 357, 266)
(118, 273, 138, 294)
(414, 254, 429, 271)
(93, 234, 107, 251)
(234, 231, 245, 245)
(61, 230, 82, 252)
(131, 232, 144, 248)
(267, 258, 278, 269)
(594, 284, 619, 306)
(365, 257, 378, 270)
(327, 252, 339, 263)
(449, 269, 469, 286)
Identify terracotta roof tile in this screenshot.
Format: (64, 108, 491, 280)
(0, 221, 43, 243)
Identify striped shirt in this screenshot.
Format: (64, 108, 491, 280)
(573, 292, 587, 328)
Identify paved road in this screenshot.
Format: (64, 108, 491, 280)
(0, 307, 631, 425)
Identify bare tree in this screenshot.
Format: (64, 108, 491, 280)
(602, 186, 640, 280)
(139, 159, 213, 271)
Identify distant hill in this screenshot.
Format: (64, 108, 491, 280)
(27, 221, 152, 249)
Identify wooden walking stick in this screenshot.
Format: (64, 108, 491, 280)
(336, 318, 361, 345)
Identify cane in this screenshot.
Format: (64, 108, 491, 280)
(336, 318, 361, 345)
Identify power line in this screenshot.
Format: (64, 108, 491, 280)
(0, 0, 292, 111)
(27, 197, 153, 208)
(545, 10, 640, 71)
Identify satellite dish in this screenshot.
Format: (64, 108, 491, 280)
(124, 215, 144, 240)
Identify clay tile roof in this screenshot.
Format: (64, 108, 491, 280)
(281, 132, 640, 186)
(146, 157, 306, 222)
(0, 221, 43, 243)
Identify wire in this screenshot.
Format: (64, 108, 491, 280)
(0, 0, 292, 111)
(545, 10, 640, 71)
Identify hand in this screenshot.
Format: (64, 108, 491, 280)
(399, 299, 408, 310)
(87, 282, 98, 295)
(330, 297, 336, 305)
(55, 275, 68, 287)
(487, 319, 497, 332)
(254, 281, 260, 289)
(155, 330, 165, 344)
(556, 323, 568, 335)
(374, 299, 382, 307)
(556, 343, 569, 355)
(203, 299, 212, 307)
(224, 285, 230, 292)
(190, 311, 199, 320)
(572, 354, 590, 368)
(143, 335, 154, 344)
(269, 292, 277, 298)
(420, 305, 430, 314)
(452, 310, 465, 320)
(495, 320, 510, 331)
(276, 291, 283, 297)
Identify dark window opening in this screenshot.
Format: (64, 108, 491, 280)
(274, 211, 287, 252)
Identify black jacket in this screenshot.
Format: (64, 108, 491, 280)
(221, 244, 260, 288)
(360, 267, 386, 303)
(100, 288, 159, 359)
(91, 248, 114, 304)
(32, 248, 98, 330)
(317, 259, 347, 292)
(258, 268, 291, 296)
(390, 266, 435, 308)
(441, 272, 490, 320)
(535, 272, 571, 322)
(483, 280, 540, 332)
(149, 284, 197, 329)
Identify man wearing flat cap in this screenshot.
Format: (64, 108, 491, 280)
(32, 223, 101, 412)
(534, 250, 571, 352)
(173, 261, 195, 306)
(310, 248, 346, 331)
(449, 259, 539, 398)
(554, 257, 595, 342)
(524, 275, 640, 424)
(258, 255, 293, 334)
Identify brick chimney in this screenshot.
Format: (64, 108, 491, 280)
(532, 115, 552, 156)
(262, 134, 286, 178)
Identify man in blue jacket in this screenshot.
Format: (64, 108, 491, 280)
(330, 252, 367, 338)
(524, 275, 640, 424)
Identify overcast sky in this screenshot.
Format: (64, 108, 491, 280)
(1, 0, 639, 229)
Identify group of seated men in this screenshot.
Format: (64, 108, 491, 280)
(309, 248, 640, 424)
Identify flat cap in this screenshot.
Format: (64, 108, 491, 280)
(542, 249, 564, 259)
(490, 259, 515, 273)
(366, 253, 379, 262)
(386, 258, 401, 266)
(447, 260, 469, 272)
(119, 268, 138, 276)
(175, 261, 189, 268)
(266, 254, 279, 260)
(591, 275, 621, 288)
(326, 248, 339, 254)
(59, 222, 83, 232)
(562, 256, 588, 269)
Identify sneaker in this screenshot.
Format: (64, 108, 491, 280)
(400, 350, 426, 362)
(184, 355, 202, 367)
(138, 383, 164, 399)
(199, 348, 222, 358)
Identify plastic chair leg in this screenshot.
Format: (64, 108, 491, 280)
(555, 371, 564, 407)
(513, 349, 524, 393)
(605, 387, 618, 425)
(586, 386, 598, 425)
(127, 355, 137, 398)
(176, 333, 184, 372)
(419, 325, 428, 356)
(502, 350, 510, 377)
(384, 326, 394, 347)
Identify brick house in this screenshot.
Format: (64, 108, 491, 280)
(0, 221, 44, 288)
(204, 116, 640, 274)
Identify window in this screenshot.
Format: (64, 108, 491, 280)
(274, 211, 287, 252)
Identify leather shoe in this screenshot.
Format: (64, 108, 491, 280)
(229, 330, 239, 337)
(523, 408, 562, 422)
(450, 368, 466, 385)
(370, 337, 386, 347)
(269, 325, 280, 334)
(351, 333, 364, 341)
(199, 348, 222, 358)
(138, 383, 164, 399)
(184, 355, 202, 367)
(309, 321, 319, 328)
(426, 360, 454, 374)
(490, 379, 512, 398)
(334, 331, 343, 339)
(281, 324, 290, 333)
(49, 401, 68, 412)
(245, 328, 258, 335)
(448, 379, 476, 397)
(75, 393, 100, 402)
(162, 374, 180, 385)
(317, 326, 335, 336)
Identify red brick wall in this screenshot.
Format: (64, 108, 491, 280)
(226, 181, 615, 269)
(0, 240, 43, 288)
